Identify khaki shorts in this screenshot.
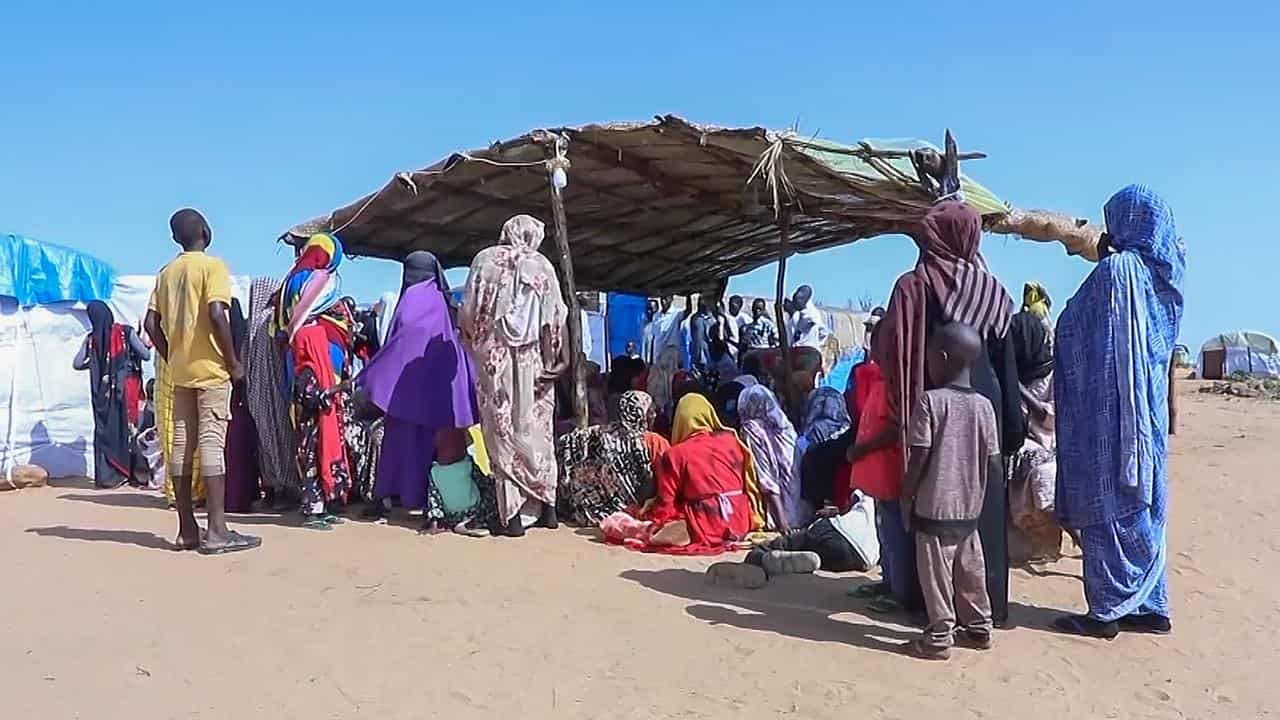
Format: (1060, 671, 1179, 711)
(169, 383, 231, 477)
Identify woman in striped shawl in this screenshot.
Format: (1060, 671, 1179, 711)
(875, 200, 1024, 624)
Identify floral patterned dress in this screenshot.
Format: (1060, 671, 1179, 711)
(459, 215, 568, 525)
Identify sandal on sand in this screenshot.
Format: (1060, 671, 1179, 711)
(867, 596, 903, 614)
(907, 639, 951, 661)
(705, 562, 767, 590)
(1052, 614, 1119, 640)
(1117, 613, 1172, 635)
(849, 581, 889, 599)
(198, 531, 262, 555)
(761, 550, 822, 576)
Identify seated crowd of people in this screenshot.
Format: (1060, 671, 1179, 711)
(83, 184, 1184, 657)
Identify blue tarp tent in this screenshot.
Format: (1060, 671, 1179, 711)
(0, 233, 116, 307)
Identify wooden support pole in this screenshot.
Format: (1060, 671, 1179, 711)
(773, 212, 795, 417)
(545, 136, 589, 430)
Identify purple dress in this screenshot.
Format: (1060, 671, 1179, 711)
(224, 385, 261, 513)
(357, 279, 478, 509)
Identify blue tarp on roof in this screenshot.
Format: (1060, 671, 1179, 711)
(0, 233, 117, 307)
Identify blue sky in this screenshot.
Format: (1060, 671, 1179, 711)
(2, 1, 1275, 347)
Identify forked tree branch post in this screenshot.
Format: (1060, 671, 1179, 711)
(543, 135, 588, 429)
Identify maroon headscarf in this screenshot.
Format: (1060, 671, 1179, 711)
(875, 201, 1013, 468)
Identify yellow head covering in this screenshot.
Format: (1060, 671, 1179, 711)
(670, 394, 766, 531)
(1022, 282, 1051, 320)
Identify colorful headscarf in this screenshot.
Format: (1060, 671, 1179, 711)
(276, 232, 345, 342)
(459, 215, 567, 357)
(496, 214, 550, 346)
(671, 393, 725, 444)
(802, 387, 851, 446)
(617, 390, 654, 435)
(1022, 282, 1052, 320)
(876, 201, 1014, 466)
(736, 385, 799, 501)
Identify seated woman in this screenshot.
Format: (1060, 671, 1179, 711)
(557, 390, 669, 526)
(798, 387, 855, 513)
(737, 385, 804, 532)
(610, 394, 765, 555)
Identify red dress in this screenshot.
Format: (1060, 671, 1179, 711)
(645, 430, 753, 555)
(850, 361, 903, 501)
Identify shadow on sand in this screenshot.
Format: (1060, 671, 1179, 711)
(25, 525, 173, 551)
(620, 567, 915, 655)
(622, 566, 1068, 647)
(59, 491, 168, 510)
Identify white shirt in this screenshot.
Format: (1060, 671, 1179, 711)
(724, 312, 749, 346)
(829, 492, 880, 567)
(793, 301, 830, 349)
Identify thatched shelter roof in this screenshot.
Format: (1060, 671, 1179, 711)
(285, 115, 1097, 295)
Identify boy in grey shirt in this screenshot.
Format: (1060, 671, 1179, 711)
(902, 322, 1000, 660)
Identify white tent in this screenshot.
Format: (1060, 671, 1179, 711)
(1197, 331, 1280, 380)
(1, 273, 250, 480)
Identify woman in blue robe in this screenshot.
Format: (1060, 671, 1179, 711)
(1053, 185, 1185, 638)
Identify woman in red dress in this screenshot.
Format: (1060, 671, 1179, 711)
(642, 394, 765, 555)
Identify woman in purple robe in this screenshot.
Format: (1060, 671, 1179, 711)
(357, 251, 478, 516)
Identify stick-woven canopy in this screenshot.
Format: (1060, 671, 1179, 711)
(285, 115, 1096, 295)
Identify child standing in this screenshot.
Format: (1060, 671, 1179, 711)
(902, 322, 1000, 660)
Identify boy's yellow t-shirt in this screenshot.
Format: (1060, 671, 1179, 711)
(148, 251, 233, 389)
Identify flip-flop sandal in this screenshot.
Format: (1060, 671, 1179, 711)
(321, 514, 345, 526)
(198, 531, 262, 555)
(867, 596, 903, 614)
(301, 517, 333, 531)
(849, 581, 888, 599)
(705, 562, 767, 590)
(1052, 614, 1119, 640)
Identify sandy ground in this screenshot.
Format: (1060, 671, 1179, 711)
(2, 382, 1275, 720)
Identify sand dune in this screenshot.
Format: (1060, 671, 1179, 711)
(1, 382, 1273, 719)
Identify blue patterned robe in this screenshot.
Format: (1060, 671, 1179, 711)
(1055, 185, 1185, 621)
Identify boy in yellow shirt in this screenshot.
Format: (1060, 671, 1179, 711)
(145, 209, 260, 555)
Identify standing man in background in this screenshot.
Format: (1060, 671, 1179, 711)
(687, 296, 715, 378)
(146, 208, 261, 555)
(720, 294, 749, 362)
(743, 298, 780, 351)
(791, 285, 831, 349)
(644, 296, 690, 415)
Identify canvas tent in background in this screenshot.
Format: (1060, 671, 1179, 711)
(0, 233, 250, 483)
(1197, 331, 1280, 380)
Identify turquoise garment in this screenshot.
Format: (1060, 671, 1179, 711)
(431, 459, 480, 515)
